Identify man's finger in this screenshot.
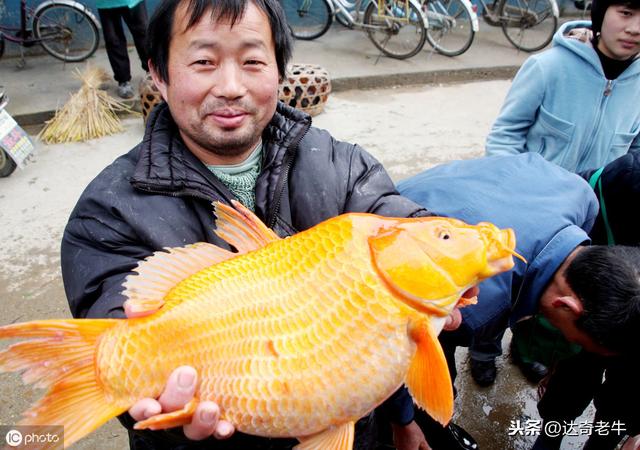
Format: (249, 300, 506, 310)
(183, 401, 220, 441)
(129, 398, 162, 421)
(213, 420, 235, 440)
(158, 366, 198, 412)
(124, 300, 158, 318)
(443, 308, 462, 331)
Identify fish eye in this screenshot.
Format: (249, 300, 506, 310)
(439, 230, 451, 240)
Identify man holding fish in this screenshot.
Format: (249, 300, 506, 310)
(55, 0, 482, 448)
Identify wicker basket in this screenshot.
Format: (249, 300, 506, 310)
(139, 73, 163, 123)
(279, 64, 331, 116)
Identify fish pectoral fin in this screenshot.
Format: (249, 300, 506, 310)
(123, 242, 236, 314)
(294, 422, 355, 450)
(133, 398, 199, 431)
(406, 318, 454, 426)
(213, 201, 281, 254)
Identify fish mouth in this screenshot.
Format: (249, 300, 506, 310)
(400, 287, 476, 318)
(480, 226, 525, 277)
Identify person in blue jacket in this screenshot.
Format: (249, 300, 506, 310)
(485, 0, 640, 173)
(397, 153, 640, 450)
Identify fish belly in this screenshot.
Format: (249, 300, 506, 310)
(97, 217, 415, 437)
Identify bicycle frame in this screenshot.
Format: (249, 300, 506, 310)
(0, 0, 37, 45)
(333, 0, 427, 29)
(477, 0, 558, 24)
(32, 0, 100, 30)
(424, 0, 479, 32)
(0, 0, 100, 43)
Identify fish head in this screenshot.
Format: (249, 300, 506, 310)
(369, 216, 519, 323)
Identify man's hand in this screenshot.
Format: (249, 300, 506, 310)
(622, 434, 640, 450)
(444, 286, 479, 331)
(128, 366, 235, 441)
(392, 421, 432, 450)
(443, 308, 462, 331)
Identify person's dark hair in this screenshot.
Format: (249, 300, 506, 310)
(591, 0, 640, 35)
(565, 245, 640, 356)
(147, 0, 293, 83)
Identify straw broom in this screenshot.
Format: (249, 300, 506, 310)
(38, 66, 138, 144)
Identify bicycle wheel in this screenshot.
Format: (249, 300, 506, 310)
(424, 0, 475, 56)
(364, 0, 427, 59)
(283, 0, 332, 40)
(335, 9, 353, 26)
(32, 3, 99, 62)
(0, 149, 17, 178)
(334, 0, 367, 27)
(499, 0, 557, 52)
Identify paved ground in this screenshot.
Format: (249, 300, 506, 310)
(0, 79, 602, 449)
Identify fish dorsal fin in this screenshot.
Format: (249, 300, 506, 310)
(295, 422, 355, 450)
(406, 318, 454, 426)
(122, 242, 235, 316)
(213, 200, 281, 253)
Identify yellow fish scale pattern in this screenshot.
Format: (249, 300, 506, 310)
(97, 216, 416, 437)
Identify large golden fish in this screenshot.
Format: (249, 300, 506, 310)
(0, 201, 518, 449)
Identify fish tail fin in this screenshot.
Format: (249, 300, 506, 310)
(0, 319, 126, 448)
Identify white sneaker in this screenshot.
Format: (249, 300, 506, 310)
(117, 81, 134, 99)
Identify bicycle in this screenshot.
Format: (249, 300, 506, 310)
(421, 0, 478, 56)
(282, 0, 428, 59)
(476, 0, 558, 52)
(0, 0, 100, 67)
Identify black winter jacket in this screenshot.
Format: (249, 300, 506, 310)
(580, 150, 640, 246)
(61, 102, 429, 449)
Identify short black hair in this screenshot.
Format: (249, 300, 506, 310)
(147, 0, 293, 83)
(565, 246, 640, 356)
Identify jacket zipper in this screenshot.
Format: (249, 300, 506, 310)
(133, 182, 233, 205)
(578, 79, 614, 168)
(267, 123, 310, 228)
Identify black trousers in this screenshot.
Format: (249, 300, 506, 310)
(98, 1, 149, 83)
(533, 351, 639, 450)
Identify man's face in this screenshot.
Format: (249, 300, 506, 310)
(151, 1, 280, 165)
(539, 270, 616, 356)
(598, 4, 640, 60)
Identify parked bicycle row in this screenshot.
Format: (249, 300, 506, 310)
(282, 0, 559, 58)
(0, 0, 556, 69)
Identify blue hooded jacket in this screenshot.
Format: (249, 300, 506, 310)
(397, 154, 598, 331)
(486, 21, 640, 173)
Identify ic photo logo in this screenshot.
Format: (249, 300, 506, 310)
(5, 429, 22, 447)
(1, 425, 63, 449)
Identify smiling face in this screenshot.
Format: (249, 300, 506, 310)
(597, 4, 640, 60)
(150, 1, 280, 165)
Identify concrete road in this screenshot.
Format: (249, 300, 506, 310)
(0, 80, 595, 449)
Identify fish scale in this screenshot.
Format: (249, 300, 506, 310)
(96, 215, 413, 437)
(0, 201, 518, 448)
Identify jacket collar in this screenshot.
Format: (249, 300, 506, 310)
(130, 101, 311, 199)
(509, 225, 590, 326)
